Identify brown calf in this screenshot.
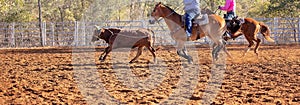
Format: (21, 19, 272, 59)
(92, 26, 156, 63)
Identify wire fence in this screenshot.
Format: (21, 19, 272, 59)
(0, 17, 299, 48)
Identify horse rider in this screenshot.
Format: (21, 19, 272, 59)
(219, 0, 240, 38)
(183, 0, 201, 41)
(219, 0, 236, 22)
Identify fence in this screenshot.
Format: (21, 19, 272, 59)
(0, 18, 299, 48)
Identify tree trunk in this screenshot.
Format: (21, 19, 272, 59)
(38, 0, 43, 46)
(58, 7, 64, 22)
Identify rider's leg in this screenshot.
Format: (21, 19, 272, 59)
(184, 13, 193, 40)
(184, 10, 200, 41)
(223, 20, 232, 39)
(224, 11, 236, 38)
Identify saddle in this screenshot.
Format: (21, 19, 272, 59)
(180, 14, 209, 41)
(182, 14, 209, 28)
(192, 14, 209, 26)
(223, 16, 245, 40)
(225, 16, 245, 33)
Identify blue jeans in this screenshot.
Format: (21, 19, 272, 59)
(224, 11, 235, 20)
(184, 11, 199, 37)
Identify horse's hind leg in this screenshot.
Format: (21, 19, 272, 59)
(129, 47, 143, 63)
(182, 47, 193, 64)
(222, 40, 232, 59)
(253, 38, 261, 56)
(212, 42, 224, 61)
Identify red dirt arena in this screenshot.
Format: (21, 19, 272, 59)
(0, 45, 299, 105)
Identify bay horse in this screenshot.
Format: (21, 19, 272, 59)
(92, 26, 156, 63)
(225, 17, 275, 56)
(149, 2, 231, 63)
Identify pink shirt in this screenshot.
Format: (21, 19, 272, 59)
(219, 0, 235, 12)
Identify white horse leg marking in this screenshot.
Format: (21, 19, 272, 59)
(182, 46, 193, 64)
(243, 47, 251, 56)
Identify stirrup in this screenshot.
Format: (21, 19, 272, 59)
(187, 36, 191, 41)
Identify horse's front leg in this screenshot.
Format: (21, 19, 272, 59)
(221, 40, 232, 59)
(212, 40, 225, 62)
(176, 46, 193, 64)
(176, 41, 186, 57)
(182, 47, 193, 64)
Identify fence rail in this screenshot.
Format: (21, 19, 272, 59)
(0, 18, 299, 48)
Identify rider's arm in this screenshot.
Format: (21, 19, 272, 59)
(219, 0, 232, 11)
(183, 0, 194, 5)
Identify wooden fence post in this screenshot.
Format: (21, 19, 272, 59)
(82, 22, 86, 46)
(11, 23, 16, 47)
(273, 17, 278, 44)
(74, 21, 79, 46)
(51, 23, 55, 46)
(20, 23, 24, 47)
(298, 18, 300, 43)
(42, 22, 47, 46)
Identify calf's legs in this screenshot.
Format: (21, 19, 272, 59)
(99, 46, 112, 61)
(129, 47, 143, 63)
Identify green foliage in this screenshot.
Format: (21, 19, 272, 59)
(0, 0, 35, 22)
(0, 0, 92, 22)
(261, 0, 300, 17)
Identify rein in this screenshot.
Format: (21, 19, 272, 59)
(160, 5, 186, 35)
(155, 3, 183, 22)
(107, 29, 115, 43)
(153, 4, 183, 33)
(153, 11, 176, 31)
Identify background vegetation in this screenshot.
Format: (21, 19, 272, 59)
(0, 0, 299, 22)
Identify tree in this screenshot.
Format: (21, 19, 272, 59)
(249, 0, 300, 18)
(264, 0, 299, 17)
(38, 0, 43, 46)
(0, 0, 35, 22)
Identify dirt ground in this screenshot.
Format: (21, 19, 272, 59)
(0, 45, 299, 105)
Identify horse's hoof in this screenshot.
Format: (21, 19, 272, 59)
(129, 61, 134, 63)
(99, 57, 104, 60)
(153, 59, 157, 64)
(213, 56, 219, 61)
(99, 59, 105, 62)
(188, 59, 193, 64)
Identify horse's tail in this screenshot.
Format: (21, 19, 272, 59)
(259, 22, 275, 42)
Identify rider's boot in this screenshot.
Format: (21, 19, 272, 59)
(223, 31, 231, 41)
(186, 32, 191, 41)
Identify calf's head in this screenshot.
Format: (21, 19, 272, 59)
(91, 25, 104, 42)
